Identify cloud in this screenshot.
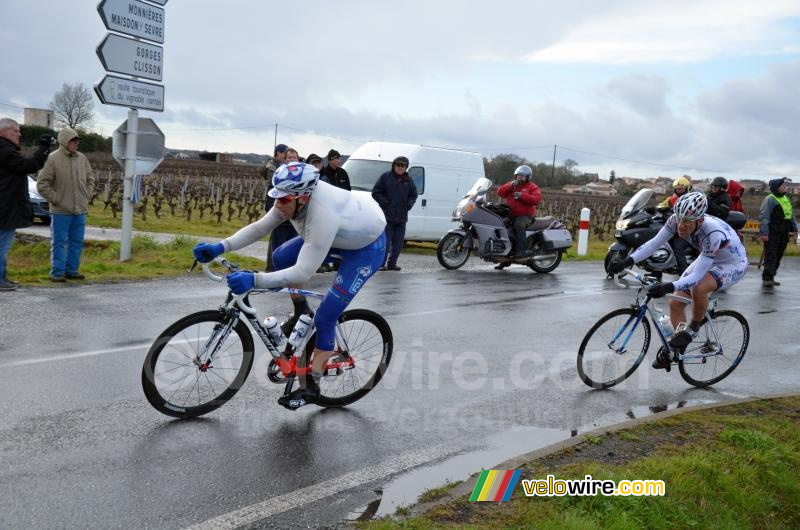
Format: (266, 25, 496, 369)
(524, 0, 800, 63)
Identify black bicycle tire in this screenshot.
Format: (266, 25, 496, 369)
(141, 310, 255, 418)
(678, 309, 749, 387)
(300, 308, 393, 407)
(577, 307, 651, 389)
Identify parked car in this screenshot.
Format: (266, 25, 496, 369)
(28, 176, 50, 225)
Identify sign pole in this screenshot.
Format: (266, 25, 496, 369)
(121, 108, 138, 261)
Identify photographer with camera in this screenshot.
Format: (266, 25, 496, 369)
(0, 118, 53, 290)
(495, 165, 542, 268)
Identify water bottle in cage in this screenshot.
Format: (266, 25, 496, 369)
(264, 316, 287, 349)
(658, 314, 674, 339)
(287, 314, 313, 349)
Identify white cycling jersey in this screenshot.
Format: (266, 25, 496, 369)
(630, 214, 748, 291)
(222, 181, 386, 288)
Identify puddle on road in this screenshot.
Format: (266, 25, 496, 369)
(348, 425, 568, 519)
(349, 396, 725, 521)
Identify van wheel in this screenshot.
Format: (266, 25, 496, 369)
(437, 233, 471, 269)
(528, 249, 562, 273)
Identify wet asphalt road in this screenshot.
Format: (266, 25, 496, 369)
(1, 252, 798, 529)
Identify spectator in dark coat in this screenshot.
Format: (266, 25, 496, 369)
(320, 149, 351, 190)
(262, 144, 298, 271)
(372, 156, 417, 271)
(0, 118, 51, 290)
(705, 176, 732, 220)
(759, 177, 798, 288)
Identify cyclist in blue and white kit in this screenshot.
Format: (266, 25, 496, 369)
(608, 192, 748, 369)
(193, 162, 386, 409)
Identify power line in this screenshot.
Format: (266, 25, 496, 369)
(0, 101, 25, 110)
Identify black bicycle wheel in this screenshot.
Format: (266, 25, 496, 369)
(577, 307, 651, 389)
(142, 310, 255, 418)
(300, 309, 393, 407)
(679, 309, 749, 387)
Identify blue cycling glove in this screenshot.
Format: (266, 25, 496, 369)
(226, 271, 255, 294)
(193, 242, 225, 263)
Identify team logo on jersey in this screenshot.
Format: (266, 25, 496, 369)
(335, 273, 344, 285)
(357, 266, 372, 277)
(349, 277, 365, 295)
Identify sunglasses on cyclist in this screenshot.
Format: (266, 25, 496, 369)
(276, 195, 299, 205)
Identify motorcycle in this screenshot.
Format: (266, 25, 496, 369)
(436, 177, 572, 272)
(604, 188, 747, 278)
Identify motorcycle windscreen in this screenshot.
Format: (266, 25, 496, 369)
(620, 189, 654, 218)
(465, 177, 493, 197)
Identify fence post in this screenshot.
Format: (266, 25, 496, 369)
(578, 207, 590, 256)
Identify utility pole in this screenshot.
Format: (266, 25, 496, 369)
(273, 123, 278, 154)
(551, 144, 557, 183)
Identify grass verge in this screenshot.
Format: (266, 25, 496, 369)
(361, 396, 800, 529)
(6, 233, 264, 285)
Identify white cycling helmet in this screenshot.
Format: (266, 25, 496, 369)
(268, 162, 320, 198)
(674, 191, 707, 221)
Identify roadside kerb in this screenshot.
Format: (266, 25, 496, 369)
(403, 391, 800, 519)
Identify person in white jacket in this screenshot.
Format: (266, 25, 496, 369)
(193, 162, 386, 409)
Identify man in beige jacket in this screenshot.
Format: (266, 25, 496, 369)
(37, 128, 95, 281)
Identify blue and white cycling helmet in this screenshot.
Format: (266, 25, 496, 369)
(268, 162, 320, 198)
(674, 191, 707, 221)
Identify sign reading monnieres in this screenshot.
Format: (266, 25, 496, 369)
(98, 0, 165, 44)
(95, 75, 165, 112)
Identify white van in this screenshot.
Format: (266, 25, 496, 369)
(344, 142, 485, 241)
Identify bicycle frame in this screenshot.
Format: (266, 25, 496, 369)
(613, 270, 725, 363)
(196, 259, 356, 384)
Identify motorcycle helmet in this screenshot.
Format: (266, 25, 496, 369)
(710, 176, 728, 191)
(514, 165, 533, 181)
(268, 162, 320, 198)
(672, 175, 691, 194)
(674, 191, 707, 221)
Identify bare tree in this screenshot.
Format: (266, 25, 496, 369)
(50, 82, 95, 129)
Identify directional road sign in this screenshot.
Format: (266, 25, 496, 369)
(98, 0, 165, 44)
(113, 117, 165, 176)
(95, 74, 165, 112)
(96, 33, 163, 81)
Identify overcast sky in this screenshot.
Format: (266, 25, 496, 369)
(1, 0, 799, 181)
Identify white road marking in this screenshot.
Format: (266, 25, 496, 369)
(5, 343, 151, 368)
(184, 445, 452, 530)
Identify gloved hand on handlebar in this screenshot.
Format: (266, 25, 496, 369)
(226, 271, 254, 294)
(608, 256, 634, 275)
(648, 282, 675, 298)
(193, 242, 224, 263)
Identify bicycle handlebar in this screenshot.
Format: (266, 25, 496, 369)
(194, 257, 326, 317)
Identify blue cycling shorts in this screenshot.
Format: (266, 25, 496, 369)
(272, 232, 386, 350)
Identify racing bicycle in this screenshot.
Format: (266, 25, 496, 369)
(577, 269, 749, 389)
(141, 258, 393, 418)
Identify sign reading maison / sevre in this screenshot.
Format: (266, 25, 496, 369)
(98, 0, 165, 44)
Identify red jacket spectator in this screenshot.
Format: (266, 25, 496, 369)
(497, 180, 541, 217)
(727, 180, 745, 213)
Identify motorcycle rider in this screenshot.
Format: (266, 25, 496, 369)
(192, 162, 387, 409)
(705, 176, 732, 220)
(495, 165, 542, 269)
(608, 192, 748, 369)
(658, 175, 693, 274)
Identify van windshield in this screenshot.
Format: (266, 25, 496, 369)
(343, 160, 392, 191)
